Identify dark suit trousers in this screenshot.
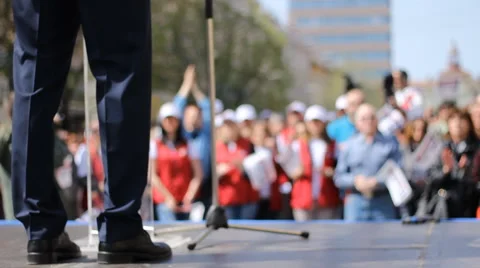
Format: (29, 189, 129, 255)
(11, 0, 152, 243)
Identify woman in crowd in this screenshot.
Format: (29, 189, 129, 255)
(398, 118, 429, 216)
(277, 101, 306, 154)
(235, 104, 257, 139)
(425, 111, 479, 218)
(401, 118, 428, 153)
(304, 105, 342, 219)
(249, 121, 283, 219)
(150, 102, 203, 221)
(428, 101, 456, 135)
(266, 112, 294, 219)
(289, 121, 314, 221)
(216, 112, 258, 219)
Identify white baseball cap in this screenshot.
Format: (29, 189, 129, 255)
(158, 102, 181, 121)
(222, 109, 236, 123)
(304, 105, 328, 122)
(335, 95, 347, 110)
(235, 104, 257, 122)
(287, 101, 306, 114)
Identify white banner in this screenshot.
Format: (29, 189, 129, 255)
(376, 160, 413, 207)
(275, 146, 301, 179)
(243, 150, 276, 190)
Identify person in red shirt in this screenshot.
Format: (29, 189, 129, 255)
(289, 121, 314, 221)
(216, 112, 258, 219)
(304, 105, 342, 219)
(249, 121, 283, 219)
(149, 103, 203, 221)
(277, 101, 306, 153)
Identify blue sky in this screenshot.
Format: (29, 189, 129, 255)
(258, 0, 480, 81)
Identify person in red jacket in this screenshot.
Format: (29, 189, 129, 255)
(216, 112, 258, 219)
(249, 121, 282, 219)
(304, 105, 342, 219)
(150, 103, 203, 222)
(277, 101, 306, 153)
(289, 121, 314, 221)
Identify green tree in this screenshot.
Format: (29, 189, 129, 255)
(151, 0, 291, 110)
(0, 0, 14, 98)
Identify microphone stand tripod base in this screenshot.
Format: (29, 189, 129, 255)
(187, 206, 309, 251)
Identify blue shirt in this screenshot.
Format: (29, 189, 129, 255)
(334, 132, 403, 190)
(173, 96, 212, 180)
(326, 115, 357, 143)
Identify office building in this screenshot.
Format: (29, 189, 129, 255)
(289, 0, 391, 81)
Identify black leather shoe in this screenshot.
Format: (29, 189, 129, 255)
(27, 232, 81, 265)
(97, 230, 172, 264)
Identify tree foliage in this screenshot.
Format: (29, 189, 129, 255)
(0, 0, 14, 96)
(151, 0, 291, 110)
(0, 0, 292, 113)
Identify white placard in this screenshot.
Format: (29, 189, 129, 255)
(275, 146, 301, 179)
(410, 130, 444, 171)
(243, 150, 276, 190)
(376, 160, 413, 207)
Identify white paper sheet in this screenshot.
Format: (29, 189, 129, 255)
(243, 150, 276, 190)
(376, 160, 413, 207)
(275, 146, 301, 179)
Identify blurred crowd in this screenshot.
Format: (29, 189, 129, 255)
(0, 65, 480, 223)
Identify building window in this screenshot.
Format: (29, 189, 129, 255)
(307, 33, 390, 44)
(291, 0, 389, 9)
(296, 16, 390, 26)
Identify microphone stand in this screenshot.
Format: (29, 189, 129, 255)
(154, 0, 309, 250)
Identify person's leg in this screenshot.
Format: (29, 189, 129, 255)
(175, 212, 190, 221)
(11, 0, 80, 240)
(292, 209, 311, 222)
(240, 203, 258, 220)
(155, 204, 176, 222)
(343, 194, 368, 222)
(79, 0, 152, 243)
(315, 207, 337, 220)
(79, 1, 171, 263)
(369, 195, 397, 221)
(278, 193, 294, 219)
(255, 199, 269, 220)
(224, 206, 241, 220)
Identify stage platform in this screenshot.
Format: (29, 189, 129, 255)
(0, 219, 478, 267)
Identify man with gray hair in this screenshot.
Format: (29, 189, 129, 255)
(334, 104, 402, 221)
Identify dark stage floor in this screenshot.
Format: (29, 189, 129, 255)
(0, 220, 478, 268)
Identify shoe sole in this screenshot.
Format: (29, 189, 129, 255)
(27, 252, 82, 265)
(97, 250, 172, 264)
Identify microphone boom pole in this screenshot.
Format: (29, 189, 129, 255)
(206, 0, 219, 209)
